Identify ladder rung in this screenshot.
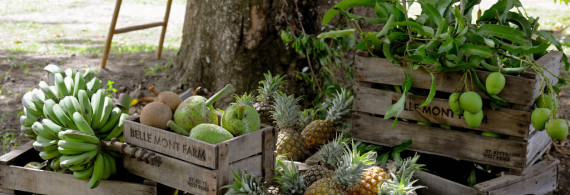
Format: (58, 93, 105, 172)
(114, 22, 164, 34)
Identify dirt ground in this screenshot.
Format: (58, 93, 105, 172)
(0, 0, 569, 194)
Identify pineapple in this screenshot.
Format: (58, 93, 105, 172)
(302, 136, 346, 186)
(302, 89, 353, 150)
(378, 154, 425, 195)
(348, 166, 390, 195)
(255, 72, 286, 125)
(275, 158, 306, 195)
(272, 93, 310, 161)
(304, 143, 376, 195)
(298, 108, 317, 130)
(223, 168, 267, 195)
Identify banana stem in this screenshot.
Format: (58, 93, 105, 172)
(167, 120, 190, 136)
(103, 139, 162, 166)
(206, 84, 234, 107)
(237, 103, 245, 119)
(149, 85, 159, 96)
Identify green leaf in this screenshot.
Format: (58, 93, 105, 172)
(322, 0, 385, 25)
(536, 31, 562, 51)
(420, 72, 436, 107)
(498, 40, 549, 54)
(476, 24, 529, 45)
(317, 29, 356, 39)
(478, 0, 521, 22)
(507, 12, 532, 38)
(384, 92, 406, 119)
(392, 21, 429, 36)
(438, 38, 454, 53)
(392, 139, 413, 153)
(463, 0, 482, 15)
(421, 3, 443, 27)
(337, 8, 388, 24)
(463, 43, 493, 58)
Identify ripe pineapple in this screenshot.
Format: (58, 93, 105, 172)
(302, 89, 353, 150)
(223, 168, 267, 195)
(302, 136, 346, 186)
(275, 158, 306, 195)
(255, 72, 286, 125)
(298, 108, 317, 130)
(304, 143, 376, 195)
(272, 93, 310, 161)
(347, 166, 390, 195)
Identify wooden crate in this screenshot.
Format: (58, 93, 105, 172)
(352, 51, 563, 174)
(416, 159, 558, 195)
(123, 117, 277, 195)
(0, 142, 157, 195)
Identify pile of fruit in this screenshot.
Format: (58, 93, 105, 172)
(20, 65, 128, 188)
(139, 83, 262, 144)
(225, 138, 425, 195)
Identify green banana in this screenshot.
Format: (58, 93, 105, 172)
(90, 89, 105, 127)
(33, 140, 58, 152)
(83, 68, 95, 81)
(60, 150, 98, 168)
(44, 99, 63, 126)
(31, 90, 45, 112)
(20, 125, 32, 134)
(118, 135, 124, 142)
(20, 115, 36, 127)
(32, 121, 58, 140)
(59, 130, 100, 144)
(24, 105, 40, 121)
(64, 68, 74, 78)
(98, 107, 122, 133)
(42, 119, 63, 134)
(88, 153, 105, 189)
(72, 112, 96, 135)
(53, 104, 77, 129)
(65, 76, 74, 95)
(101, 153, 111, 180)
(39, 149, 61, 160)
(50, 86, 60, 99)
(73, 73, 85, 97)
(54, 73, 68, 97)
(69, 96, 84, 118)
(73, 164, 95, 180)
(104, 152, 116, 176)
(94, 97, 113, 130)
(58, 146, 85, 155)
(104, 113, 128, 141)
(24, 128, 37, 139)
(36, 135, 56, 145)
(39, 81, 58, 100)
(77, 90, 93, 124)
(51, 156, 62, 170)
(44, 64, 64, 76)
(87, 78, 102, 97)
(22, 92, 41, 116)
(60, 96, 77, 118)
(69, 160, 93, 171)
(58, 140, 98, 152)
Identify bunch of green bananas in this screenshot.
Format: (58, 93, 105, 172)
(21, 64, 128, 189)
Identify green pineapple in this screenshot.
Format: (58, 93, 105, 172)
(379, 154, 425, 195)
(272, 93, 309, 161)
(304, 143, 376, 195)
(275, 157, 306, 195)
(302, 89, 353, 150)
(298, 108, 317, 130)
(255, 72, 286, 125)
(223, 168, 267, 195)
(302, 136, 347, 186)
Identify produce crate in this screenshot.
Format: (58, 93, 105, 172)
(416, 159, 559, 195)
(123, 116, 277, 195)
(351, 51, 563, 175)
(0, 142, 157, 195)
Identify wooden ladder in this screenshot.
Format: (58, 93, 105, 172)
(100, 0, 173, 69)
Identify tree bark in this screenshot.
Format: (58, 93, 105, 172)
(161, 0, 339, 106)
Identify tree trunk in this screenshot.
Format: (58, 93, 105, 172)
(161, 0, 339, 106)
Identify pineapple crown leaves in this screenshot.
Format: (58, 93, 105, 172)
(297, 108, 317, 130)
(332, 142, 377, 190)
(223, 168, 267, 195)
(318, 136, 349, 170)
(275, 158, 306, 195)
(257, 71, 287, 103)
(232, 92, 255, 107)
(325, 88, 354, 123)
(271, 92, 301, 128)
(391, 154, 424, 181)
(378, 171, 425, 195)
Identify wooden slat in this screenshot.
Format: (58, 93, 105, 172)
(124, 120, 218, 169)
(304, 151, 322, 166)
(280, 160, 312, 171)
(230, 155, 263, 179)
(474, 159, 558, 194)
(353, 86, 531, 137)
(352, 113, 527, 171)
(416, 171, 477, 195)
(225, 126, 267, 163)
(262, 127, 277, 182)
(354, 51, 562, 107)
(114, 22, 164, 34)
(216, 142, 231, 195)
(124, 152, 218, 195)
(524, 129, 551, 170)
(0, 142, 33, 165)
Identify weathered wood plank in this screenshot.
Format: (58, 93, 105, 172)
(0, 142, 33, 165)
(280, 160, 312, 171)
(525, 129, 551, 170)
(225, 126, 267, 163)
(353, 86, 531, 137)
(416, 171, 477, 195)
(231, 155, 263, 179)
(352, 113, 527, 171)
(124, 152, 218, 195)
(124, 119, 218, 169)
(474, 159, 558, 194)
(354, 51, 562, 107)
(262, 126, 277, 182)
(216, 142, 231, 195)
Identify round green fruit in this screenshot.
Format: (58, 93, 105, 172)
(173, 96, 217, 131)
(464, 110, 484, 128)
(448, 93, 463, 115)
(485, 72, 506, 95)
(221, 104, 261, 136)
(189, 124, 234, 144)
(536, 94, 558, 110)
(459, 91, 482, 113)
(481, 132, 501, 138)
(531, 108, 551, 131)
(545, 119, 568, 141)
